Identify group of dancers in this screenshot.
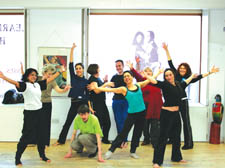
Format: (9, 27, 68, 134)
(0, 42, 219, 167)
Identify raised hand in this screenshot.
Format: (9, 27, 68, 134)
(20, 62, 23, 69)
(210, 65, 219, 74)
(72, 43, 77, 49)
(135, 56, 140, 63)
(126, 60, 133, 69)
(162, 42, 168, 50)
(103, 75, 108, 83)
(0, 71, 4, 78)
(20, 62, 24, 75)
(158, 68, 164, 74)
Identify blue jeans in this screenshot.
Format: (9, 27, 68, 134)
(112, 99, 128, 134)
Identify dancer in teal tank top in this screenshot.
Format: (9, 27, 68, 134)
(88, 70, 155, 160)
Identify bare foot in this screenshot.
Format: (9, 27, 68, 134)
(179, 159, 187, 163)
(45, 159, 51, 163)
(52, 142, 63, 146)
(16, 163, 22, 167)
(98, 158, 105, 163)
(64, 153, 72, 158)
(40, 157, 51, 163)
(153, 163, 160, 168)
(120, 142, 128, 149)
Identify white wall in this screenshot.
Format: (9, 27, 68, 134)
(27, 9, 82, 69)
(208, 9, 225, 142)
(0, 105, 24, 141)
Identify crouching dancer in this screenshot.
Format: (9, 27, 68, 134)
(64, 104, 104, 162)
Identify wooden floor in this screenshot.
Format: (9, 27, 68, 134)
(0, 140, 225, 168)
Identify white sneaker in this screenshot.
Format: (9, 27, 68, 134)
(130, 153, 139, 159)
(105, 151, 113, 160)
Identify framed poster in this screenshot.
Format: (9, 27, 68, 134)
(38, 47, 71, 97)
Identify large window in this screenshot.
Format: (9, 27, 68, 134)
(89, 11, 202, 104)
(0, 12, 25, 102)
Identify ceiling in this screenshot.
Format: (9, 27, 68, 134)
(0, 0, 225, 9)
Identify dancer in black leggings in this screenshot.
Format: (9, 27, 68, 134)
(54, 43, 93, 146)
(87, 64, 111, 144)
(162, 42, 219, 149)
(89, 70, 154, 159)
(151, 68, 197, 168)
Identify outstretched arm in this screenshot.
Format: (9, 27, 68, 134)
(46, 71, 61, 84)
(138, 74, 157, 88)
(202, 65, 219, 78)
(102, 82, 115, 88)
(190, 66, 220, 84)
(70, 43, 77, 63)
(89, 82, 114, 94)
(88, 82, 127, 96)
(184, 73, 198, 85)
(54, 84, 71, 93)
(0, 71, 20, 88)
(46, 66, 65, 84)
(89, 82, 102, 94)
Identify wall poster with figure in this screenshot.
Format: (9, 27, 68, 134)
(38, 47, 70, 97)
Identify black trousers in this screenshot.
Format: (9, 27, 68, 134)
(92, 100, 111, 141)
(15, 109, 46, 161)
(180, 99, 193, 147)
(42, 102, 52, 146)
(109, 111, 145, 153)
(57, 100, 87, 144)
(153, 109, 182, 166)
(143, 119, 160, 146)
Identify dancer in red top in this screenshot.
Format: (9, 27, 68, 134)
(127, 60, 163, 148)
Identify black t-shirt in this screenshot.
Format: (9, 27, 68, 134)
(154, 80, 187, 107)
(88, 76, 105, 102)
(110, 74, 126, 100)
